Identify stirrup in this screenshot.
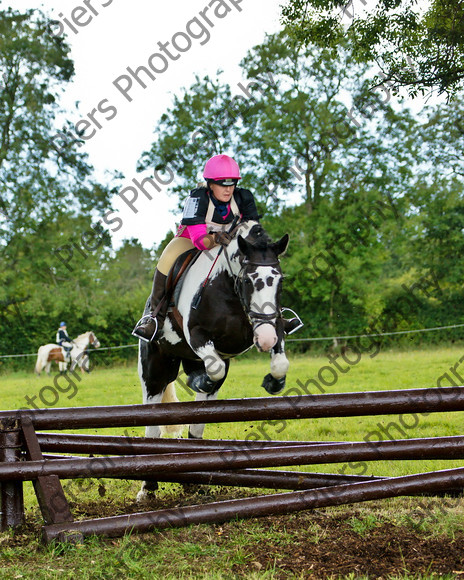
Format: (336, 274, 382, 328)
(131, 314, 159, 343)
(281, 307, 304, 335)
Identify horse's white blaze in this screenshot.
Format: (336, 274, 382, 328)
(270, 352, 289, 379)
(162, 319, 182, 345)
(251, 266, 281, 315)
(250, 265, 281, 351)
(195, 341, 227, 381)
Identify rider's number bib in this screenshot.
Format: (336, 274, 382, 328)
(183, 196, 200, 219)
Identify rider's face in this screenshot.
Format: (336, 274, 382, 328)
(210, 183, 235, 203)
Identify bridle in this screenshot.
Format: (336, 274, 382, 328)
(88, 332, 100, 348)
(224, 246, 282, 331)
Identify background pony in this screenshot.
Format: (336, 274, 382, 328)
(34, 331, 100, 375)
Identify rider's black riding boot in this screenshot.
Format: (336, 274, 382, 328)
(132, 269, 168, 342)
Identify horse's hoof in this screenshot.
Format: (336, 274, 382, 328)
(262, 373, 286, 394)
(187, 371, 217, 394)
(137, 481, 159, 503)
(136, 489, 153, 503)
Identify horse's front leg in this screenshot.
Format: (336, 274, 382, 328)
(262, 322, 289, 395)
(188, 391, 220, 440)
(78, 352, 90, 373)
(187, 339, 230, 395)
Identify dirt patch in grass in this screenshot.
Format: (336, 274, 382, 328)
(236, 514, 464, 578)
(2, 489, 464, 579)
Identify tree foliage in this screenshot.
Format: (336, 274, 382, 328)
(0, 7, 131, 369)
(281, 0, 464, 98)
(2, 15, 464, 370)
(138, 30, 464, 347)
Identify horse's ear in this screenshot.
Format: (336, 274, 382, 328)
(237, 235, 251, 256)
(273, 234, 289, 256)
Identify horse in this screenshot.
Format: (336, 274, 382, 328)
(34, 331, 101, 375)
(137, 220, 290, 500)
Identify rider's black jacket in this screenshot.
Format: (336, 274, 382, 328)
(180, 187, 259, 226)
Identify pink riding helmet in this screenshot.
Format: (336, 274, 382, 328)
(203, 154, 241, 181)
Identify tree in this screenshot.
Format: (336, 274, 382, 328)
(0, 7, 115, 357)
(281, 0, 464, 98)
(139, 32, 374, 214)
(237, 32, 419, 214)
(0, 7, 111, 235)
(137, 75, 238, 208)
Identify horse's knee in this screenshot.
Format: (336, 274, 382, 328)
(270, 353, 289, 379)
(187, 371, 217, 394)
(205, 358, 226, 382)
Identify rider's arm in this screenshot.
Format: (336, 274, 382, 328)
(236, 188, 260, 221)
(183, 224, 216, 251)
(179, 188, 216, 250)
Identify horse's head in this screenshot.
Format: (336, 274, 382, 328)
(89, 331, 101, 348)
(236, 224, 289, 352)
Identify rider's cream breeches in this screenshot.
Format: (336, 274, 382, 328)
(157, 236, 196, 276)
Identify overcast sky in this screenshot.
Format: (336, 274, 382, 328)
(9, 0, 284, 248)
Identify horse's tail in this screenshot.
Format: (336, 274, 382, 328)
(34, 346, 45, 375)
(160, 381, 185, 437)
(161, 381, 179, 404)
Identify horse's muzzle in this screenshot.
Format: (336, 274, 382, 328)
(253, 323, 277, 352)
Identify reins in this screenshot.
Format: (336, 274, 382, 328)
(192, 219, 283, 330)
(192, 215, 240, 310)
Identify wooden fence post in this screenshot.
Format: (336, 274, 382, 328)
(0, 418, 24, 530)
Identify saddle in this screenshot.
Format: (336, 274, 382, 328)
(164, 248, 201, 326)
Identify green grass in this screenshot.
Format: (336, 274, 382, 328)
(1, 345, 464, 578)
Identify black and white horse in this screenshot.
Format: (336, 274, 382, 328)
(137, 221, 290, 499)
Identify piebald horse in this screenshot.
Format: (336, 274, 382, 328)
(137, 221, 290, 500)
(34, 331, 101, 375)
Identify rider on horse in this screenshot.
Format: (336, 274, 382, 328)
(56, 321, 73, 361)
(132, 154, 303, 343)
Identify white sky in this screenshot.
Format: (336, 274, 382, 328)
(8, 0, 284, 248)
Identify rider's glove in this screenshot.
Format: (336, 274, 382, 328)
(214, 231, 233, 247)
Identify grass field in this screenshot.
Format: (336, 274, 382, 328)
(1, 345, 464, 578)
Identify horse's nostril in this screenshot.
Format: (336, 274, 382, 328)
(254, 324, 278, 352)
